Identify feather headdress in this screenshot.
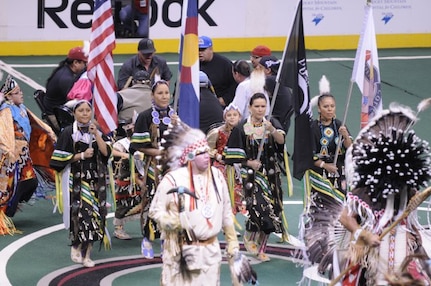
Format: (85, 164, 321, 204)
(310, 75, 331, 109)
(160, 120, 209, 171)
(346, 102, 431, 202)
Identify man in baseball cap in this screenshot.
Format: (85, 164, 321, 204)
(138, 38, 156, 54)
(198, 36, 237, 107)
(250, 45, 271, 68)
(67, 46, 88, 62)
(117, 38, 172, 90)
(199, 36, 213, 49)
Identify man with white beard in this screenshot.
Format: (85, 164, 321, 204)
(231, 68, 270, 119)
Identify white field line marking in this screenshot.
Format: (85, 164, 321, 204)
(0, 213, 114, 286)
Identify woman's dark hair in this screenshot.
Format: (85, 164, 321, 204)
(233, 60, 251, 77)
(151, 80, 169, 93)
(317, 93, 335, 106)
(46, 58, 74, 86)
(73, 99, 92, 113)
(249, 92, 267, 106)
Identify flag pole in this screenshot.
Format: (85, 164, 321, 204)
(332, 80, 354, 166)
(173, 71, 181, 112)
(333, 0, 372, 166)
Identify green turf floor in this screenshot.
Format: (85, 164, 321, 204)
(1, 48, 431, 285)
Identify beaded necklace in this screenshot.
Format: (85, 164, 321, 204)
(318, 118, 339, 157)
(151, 105, 174, 125)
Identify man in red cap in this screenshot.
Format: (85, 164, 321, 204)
(250, 45, 271, 68)
(43, 46, 88, 131)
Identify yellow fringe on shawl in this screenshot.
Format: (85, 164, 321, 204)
(303, 170, 312, 210)
(283, 145, 293, 197)
(107, 148, 117, 211)
(226, 165, 236, 210)
(233, 215, 242, 231)
(55, 171, 63, 213)
(226, 165, 243, 230)
(130, 152, 137, 196)
(0, 210, 21, 235)
(279, 210, 290, 243)
(277, 145, 293, 242)
(149, 220, 155, 241)
(103, 227, 112, 250)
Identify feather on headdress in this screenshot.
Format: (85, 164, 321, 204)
(310, 75, 331, 109)
(160, 120, 209, 171)
(346, 102, 431, 202)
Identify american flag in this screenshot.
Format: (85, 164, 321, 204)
(87, 0, 118, 134)
(177, 0, 200, 128)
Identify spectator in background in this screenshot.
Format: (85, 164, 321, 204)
(119, 0, 149, 38)
(259, 55, 293, 133)
(198, 71, 224, 134)
(117, 38, 172, 90)
(117, 70, 153, 123)
(250, 45, 271, 69)
(199, 36, 237, 107)
(232, 59, 251, 85)
(44, 46, 88, 127)
(231, 65, 270, 119)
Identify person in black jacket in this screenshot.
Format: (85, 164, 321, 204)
(199, 36, 237, 107)
(117, 38, 172, 90)
(44, 46, 88, 130)
(198, 71, 224, 134)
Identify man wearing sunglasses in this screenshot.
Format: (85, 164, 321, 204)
(117, 38, 172, 90)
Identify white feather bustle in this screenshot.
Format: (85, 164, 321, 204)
(310, 75, 331, 109)
(319, 75, 330, 95)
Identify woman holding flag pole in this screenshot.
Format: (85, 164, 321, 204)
(310, 75, 353, 193)
(225, 92, 290, 262)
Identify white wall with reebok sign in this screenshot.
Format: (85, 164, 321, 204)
(0, 0, 429, 55)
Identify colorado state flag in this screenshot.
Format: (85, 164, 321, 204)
(178, 0, 200, 128)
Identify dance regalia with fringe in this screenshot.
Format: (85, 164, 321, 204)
(299, 169, 348, 278)
(149, 166, 236, 286)
(301, 105, 431, 286)
(300, 118, 351, 273)
(311, 118, 351, 193)
(224, 117, 285, 234)
(207, 125, 243, 214)
(0, 102, 55, 234)
(129, 106, 172, 239)
(340, 105, 431, 286)
(50, 123, 111, 246)
(113, 138, 142, 223)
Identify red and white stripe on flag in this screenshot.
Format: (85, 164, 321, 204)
(87, 0, 118, 134)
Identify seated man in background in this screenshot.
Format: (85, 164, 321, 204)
(119, 0, 149, 38)
(117, 70, 153, 123)
(117, 38, 172, 90)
